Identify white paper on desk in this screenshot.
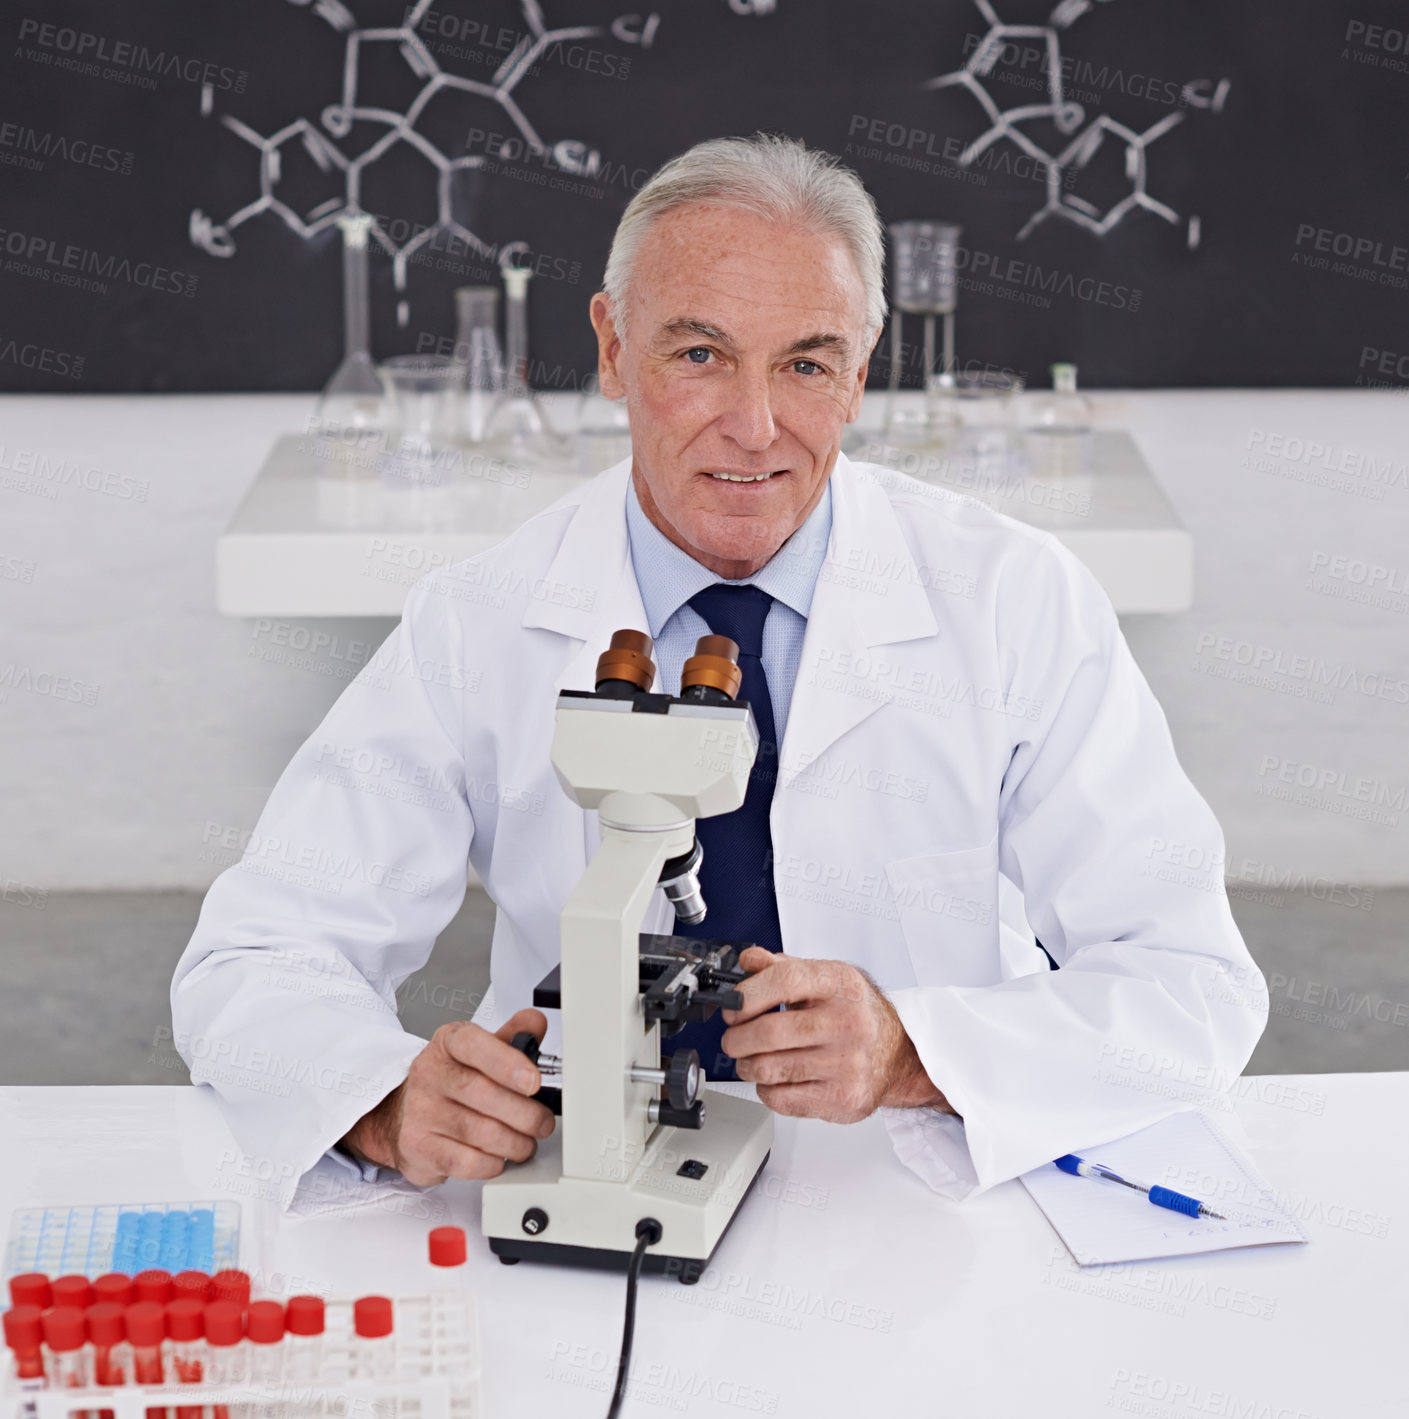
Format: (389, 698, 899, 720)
(1020, 1110, 1309, 1266)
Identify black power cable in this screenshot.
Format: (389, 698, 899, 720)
(606, 1218, 662, 1419)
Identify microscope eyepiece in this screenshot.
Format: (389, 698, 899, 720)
(680, 634, 742, 702)
(595, 628, 656, 696)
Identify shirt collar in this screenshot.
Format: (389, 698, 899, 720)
(625, 473, 834, 638)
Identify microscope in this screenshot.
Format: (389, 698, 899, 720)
(481, 630, 775, 1283)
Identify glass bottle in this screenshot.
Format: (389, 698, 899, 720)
(316, 213, 388, 458)
(352, 1297, 394, 1380)
(164, 1299, 205, 1419)
(479, 260, 569, 465)
(1024, 362, 1093, 479)
(282, 1296, 324, 1385)
(41, 1307, 90, 1389)
(452, 286, 503, 444)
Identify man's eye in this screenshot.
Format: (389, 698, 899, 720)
(792, 359, 823, 375)
(684, 347, 712, 364)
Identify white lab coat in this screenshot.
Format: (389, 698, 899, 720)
(172, 454, 1267, 1209)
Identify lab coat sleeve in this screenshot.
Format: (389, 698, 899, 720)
(883, 534, 1268, 1199)
(170, 573, 475, 1209)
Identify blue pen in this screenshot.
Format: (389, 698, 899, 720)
(1054, 1154, 1227, 1220)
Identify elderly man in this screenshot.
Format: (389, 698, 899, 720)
(172, 134, 1266, 1207)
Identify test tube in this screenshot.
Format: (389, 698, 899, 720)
(86, 1303, 129, 1419)
(41, 1307, 91, 1388)
(171, 1273, 212, 1305)
(428, 1227, 467, 1275)
(352, 1297, 393, 1380)
(124, 1299, 167, 1419)
(52, 1276, 94, 1311)
(134, 1271, 173, 1306)
(203, 1300, 248, 1384)
(3, 1304, 46, 1382)
(211, 1272, 251, 1309)
(246, 1300, 285, 1412)
(93, 1275, 135, 1308)
(282, 1296, 324, 1384)
(9, 1274, 52, 1309)
(164, 1299, 205, 1419)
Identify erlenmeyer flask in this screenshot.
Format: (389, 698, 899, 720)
(452, 286, 503, 444)
(317, 213, 387, 458)
(479, 261, 570, 463)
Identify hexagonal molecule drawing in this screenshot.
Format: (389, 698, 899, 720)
(925, 0, 1229, 248)
(189, 0, 654, 322)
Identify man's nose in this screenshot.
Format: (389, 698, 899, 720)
(717, 367, 777, 452)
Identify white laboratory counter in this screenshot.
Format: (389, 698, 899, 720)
(215, 396, 1192, 617)
(1, 1075, 1402, 1417)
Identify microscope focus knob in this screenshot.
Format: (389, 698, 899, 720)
(665, 1049, 702, 1110)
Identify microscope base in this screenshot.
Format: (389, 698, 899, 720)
(482, 1090, 774, 1283)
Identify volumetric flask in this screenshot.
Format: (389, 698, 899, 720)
(452, 286, 503, 444)
(317, 213, 388, 465)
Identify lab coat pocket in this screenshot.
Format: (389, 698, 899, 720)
(886, 831, 1001, 987)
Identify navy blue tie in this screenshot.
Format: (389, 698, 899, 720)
(661, 583, 784, 1080)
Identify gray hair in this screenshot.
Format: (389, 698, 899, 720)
(602, 133, 886, 348)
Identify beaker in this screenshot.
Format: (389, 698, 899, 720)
(316, 213, 388, 463)
(886, 220, 962, 438)
(379, 355, 463, 491)
(452, 286, 503, 444)
(479, 255, 570, 464)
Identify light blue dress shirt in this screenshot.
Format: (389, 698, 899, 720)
(624, 477, 833, 744)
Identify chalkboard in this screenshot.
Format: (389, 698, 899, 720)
(3, 0, 1406, 393)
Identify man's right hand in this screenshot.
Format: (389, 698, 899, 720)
(341, 1009, 556, 1185)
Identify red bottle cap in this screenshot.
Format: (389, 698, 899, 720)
(246, 1301, 285, 1344)
(41, 1307, 86, 1353)
(51, 1275, 93, 1310)
(204, 1300, 244, 1347)
(134, 1269, 173, 1305)
(171, 1271, 211, 1303)
(85, 1304, 126, 1347)
(124, 1302, 166, 1348)
(428, 1227, 467, 1267)
(3, 1305, 44, 1351)
(211, 1270, 251, 1305)
(8, 1274, 51, 1309)
(93, 1274, 135, 1307)
(165, 1299, 205, 1343)
(285, 1295, 325, 1336)
(353, 1296, 393, 1339)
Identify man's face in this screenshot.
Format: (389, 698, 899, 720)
(589, 203, 875, 579)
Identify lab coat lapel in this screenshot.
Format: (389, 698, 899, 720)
(520, 458, 653, 693)
(778, 454, 939, 787)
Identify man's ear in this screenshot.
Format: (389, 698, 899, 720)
(846, 324, 882, 423)
(589, 291, 626, 400)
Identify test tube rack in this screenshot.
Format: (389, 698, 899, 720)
(4, 1291, 481, 1419)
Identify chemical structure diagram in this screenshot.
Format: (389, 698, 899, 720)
(189, 0, 657, 322)
(925, 0, 1230, 248)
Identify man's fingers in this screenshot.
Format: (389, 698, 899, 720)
(445, 1103, 543, 1164)
(452, 1068, 556, 1139)
(735, 1046, 829, 1087)
(721, 952, 806, 1024)
(495, 1008, 548, 1045)
(721, 1005, 829, 1060)
(755, 1080, 835, 1118)
(442, 1017, 543, 1094)
(418, 1132, 513, 1183)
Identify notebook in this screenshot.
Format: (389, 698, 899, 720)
(1020, 1110, 1309, 1266)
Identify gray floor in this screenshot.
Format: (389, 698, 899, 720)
(0, 888, 1405, 1084)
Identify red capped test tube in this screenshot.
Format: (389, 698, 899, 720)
(51, 1276, 94, 1311)
(165, 1298, 205, 1419)
(8, 1274, 52, 1310)
(210, 1272, 250, 1308)
(171, 1273, 211, 1305)
(246, 1301, 284, 1388)
(3, 1304, 45, 1380)
(352, 1297, 393, 1380)
(124, 1299, 167, 1419)
(41, 1307, 91, 1389)
(92, 1275, 134, 1308)
(86, 1303, 128, 1419)
(204, 1301, 246, 1419)
(283, 1296, 324, 1384)
(133, 1271, 173, 1306)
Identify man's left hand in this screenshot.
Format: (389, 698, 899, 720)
(720, 948, 955, 1122)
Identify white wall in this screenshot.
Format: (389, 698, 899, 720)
(2, 390, 1406, 893)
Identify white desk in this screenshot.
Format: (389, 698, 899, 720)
(2, 1077, 1402, 1417)
(215, 401, 1192, 617)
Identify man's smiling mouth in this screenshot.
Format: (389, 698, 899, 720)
(706, 470, 785, 483)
